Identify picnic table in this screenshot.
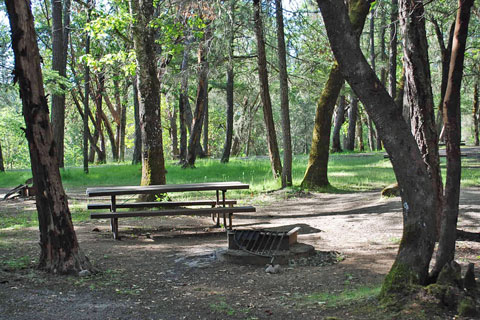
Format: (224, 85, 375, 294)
(86, 181, 256, 239)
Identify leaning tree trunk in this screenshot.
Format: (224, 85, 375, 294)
(51, 0, 66, 168)
(317, 0, 437, 299)
(474, 82, 479, 146)
(275, 0, 293, 187)
(345, 94, 358, 151)
(331, 94, 346, 153)
(253, 0, 282, 179)
(400, 0, 443, 238)
(431, 0, 473, 279)
(5, 0, 92, 274)
(301, 0, 370, 188)
(130, 0, 166, 197)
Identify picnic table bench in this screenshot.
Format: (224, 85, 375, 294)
(86, 181, 255, 239)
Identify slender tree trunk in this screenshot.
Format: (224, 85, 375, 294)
(221, 1, 235, 164)
(356, 107, 364, 152)
(130, 0, 167, 196)
(400, 0, 443, 238)
(331, 94, 346, 153)
(118, 82, 128, 162)
(0, 141, 4, 172)
(83, 0, 92, 173)
(368, 12, 378, 150)
(253, 0, 282, 179)
(474, 82, 479, 146)
(132, 76, 142, 164)
(317, 0, 437, 296)
(431, 0, 473, 279)
(93, 73, 106, 163)
(168, 96, 179, 159)
(178, 37, 192, 164)
(51, 0, 66, 168)
(302, 0, 369, 188)
(389, 0, 398, 100)
(202, 87, 209, 157)
(345, 95, 358, 151)
(366, 115, 375, 151)
(185, 24, 211, 168)
(5, 0, 92, 273)
(275, 0, 293, 187)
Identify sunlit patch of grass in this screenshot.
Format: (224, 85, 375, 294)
(303, 285, 381, 308)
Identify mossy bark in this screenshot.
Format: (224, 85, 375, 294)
(301, 0, 370, 189)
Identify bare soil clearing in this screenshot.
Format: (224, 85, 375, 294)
(1, 188, 480, 319)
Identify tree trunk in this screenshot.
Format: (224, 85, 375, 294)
(331, 94, 346, 153)
(118, 82, 128, 162)
(0, 141, 4, 172)
(83, 0, 92, 173)
(130, 0, 167, 197)
(275, 0, 293, 188)
(366, 115, 375, 151)
(132, 76, 142, 164)
(317, 0, 437, 297)
(302, 0, 370, 188)
(345, 95, 358, 151)
(185, 24, 211, 168)
(51, 0, 66, 168)
(400, 0, 443, 238)
(431, 0, 473, 279)
(221, 1, 235, 164)
(92, 73, 107, 163)
(253, 0, 282, 179)
(474, 82, 479, 146)
(178, 37, 192, 164)
(168, 96, 179, 159)
(356, 106, 364, 151)
(202, 87, 209, 157)
(5, 0, 92, 274)
(389, 0, 398, 100)
(368, 12, 378, 150)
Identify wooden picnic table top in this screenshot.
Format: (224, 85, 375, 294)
(86, 181, 250, 197)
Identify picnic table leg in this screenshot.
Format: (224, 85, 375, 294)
(110, 195, 119, 240)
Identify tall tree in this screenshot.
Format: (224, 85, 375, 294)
(388, 0, 398, 99)
(399, 0, 443, 236)
(221, 0, 235, 164)
(5, 0, 92, 273)
(253, 0, 282, 179)
(474, 82, 479, 146)
(432, 0, 473, 278)
(178, 36, 192, 164)
(275, 0, 293, 187)
(132, 76, 141, 164)
(130, 0, 166, 195)
(83, 0, 93, 174)
(331, 94, 346, 153)
(51, 0, 69, 168)
(316, 0, 437, 298)
(0, 141, 4, 172)
(345, 95, 358, 151)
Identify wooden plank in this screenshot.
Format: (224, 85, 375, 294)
(86, 182, 249, 197)
(87, 200, 237, 210)
(90, 206, 256, 219)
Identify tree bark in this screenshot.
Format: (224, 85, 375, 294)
(317, 0, 436, 297)
(302, 0, 370, 188)
(399, 0, 443, 238)
(118, 82, 128, 162)
(368, 12, 379, 151)
(331, 94, 346, 153)
(130, 0, 167, 197)
(345, 95, 358, 151)
(168, 96, 179, 159)
(356, 105, 364, 151)
(474, 82, 479, 146)
(178, 37, 192, 164)
(253, 0, 282, 179)
(51, 0, 66, 168)
(431, 0, 473, 279)
(132, 76, 142, 164)
(5, 0, 92, 274)
(83, 0, 92, 173)
(91, 72, 107, 163)
(0, 141, 4, 172)
(275, 0, 293, 187)
(202, 87, 209, 157)
(185, 24, 211, 168)
(389, 0, 398, 100)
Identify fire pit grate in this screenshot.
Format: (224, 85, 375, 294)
(228, 227, 300, 264)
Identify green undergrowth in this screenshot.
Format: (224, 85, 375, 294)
(302, 285, 382, 309)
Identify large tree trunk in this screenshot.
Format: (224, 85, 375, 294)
(345, 94, 358, 151)
(132, 76, 142, 164)
(331, 94, 346, 153)
(431, 0, 473, 279)
(5, 0, 92, 274)
(51, 0, 66, 168)
(253, 0, 282, 179)
(130, 0, 166, 197)
(301, 0, 369, 188)
(400, 0, 443, 237)
(275, 0, 293, 188)
(317, 0, 436, 298)
(474, 82, 479, 146)
(185, 24, 211, 168)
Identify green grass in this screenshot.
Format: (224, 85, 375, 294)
(303, 285, 382, 308)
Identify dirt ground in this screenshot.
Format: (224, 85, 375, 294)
(1, 187, 480, 319)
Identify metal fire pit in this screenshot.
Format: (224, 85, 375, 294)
(219, 227, 314, 265)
